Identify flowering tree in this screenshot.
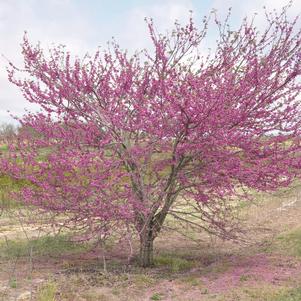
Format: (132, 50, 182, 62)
(2, 7, 301, 267)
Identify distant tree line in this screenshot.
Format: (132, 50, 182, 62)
(0, 123, 18, 145)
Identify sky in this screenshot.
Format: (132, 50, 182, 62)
(0, 0, 301, 124)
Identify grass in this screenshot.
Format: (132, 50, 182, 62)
(9, 277, 17, 289)
(275, 228, 301, 257)
(36, 281, 57, 301)
(0, 234, 88, 259)
(222, 286, 301, 301)
(154, 254, 195, 272)
(180, 275, 203, 287)
(81, 291, 112, 301)
(150, 292, 163, 300)
(273, 287, 301, 301)
(132, 274, 156, 288)
(36, 146, 54, 161)
(0, 174, 30, 209)
(0, 144, 8, 151)
(235, 199, 251, 210)
(239, 274, 251, 282)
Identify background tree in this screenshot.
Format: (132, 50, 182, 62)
(1, 6, 301, 267)
(0, 123, 17, 145)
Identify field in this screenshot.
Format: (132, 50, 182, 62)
(1, 181, 301, 301)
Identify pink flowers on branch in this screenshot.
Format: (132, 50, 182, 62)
(2, 7, 301, 267)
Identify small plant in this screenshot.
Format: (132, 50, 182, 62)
(132, 274, 155, 288)
(239, 274, 251, 282)
(36, 280, 57, 301)
(236, 200, 251, 210)
(9, 277, 17, 288)
(150, 293, 162, 300)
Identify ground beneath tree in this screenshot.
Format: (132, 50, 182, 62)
(1, 185, 301, 300)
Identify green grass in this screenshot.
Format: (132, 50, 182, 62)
(0, 234, 88, 259)
(0, 174, 30, 209)
(132, 274, 156, 288)
(154, 254, 195, 272)
(223, 285, 301, 301)
(274, 286, 301, 301)
(0, 144, 8, 152)
(180, 275, 203, 287)
(150, 292, 163, 300)
(36, 281, 57, 301)
(276, 228, 301, 257)
(239, 274, 251, 282)
(9, 277, 17, 289)
(36, 146, 54, 161)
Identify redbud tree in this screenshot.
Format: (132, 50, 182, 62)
(2, 7, 301, 267)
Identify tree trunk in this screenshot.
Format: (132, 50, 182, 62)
(139, 229, 155, 267)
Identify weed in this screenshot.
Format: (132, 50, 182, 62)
(9, 277, 17, 288)
(150, 292, 162, 300)
(36, 281, 57, 301)
(239, 274, 251, 282)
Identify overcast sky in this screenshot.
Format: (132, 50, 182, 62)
(0, 0, 300, 124)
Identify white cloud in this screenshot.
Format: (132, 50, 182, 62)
(210, 0, 301, 25)
(116, 0, 194, 52)
(0, 0, 99, 124)
(0, 0, 196, 124)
